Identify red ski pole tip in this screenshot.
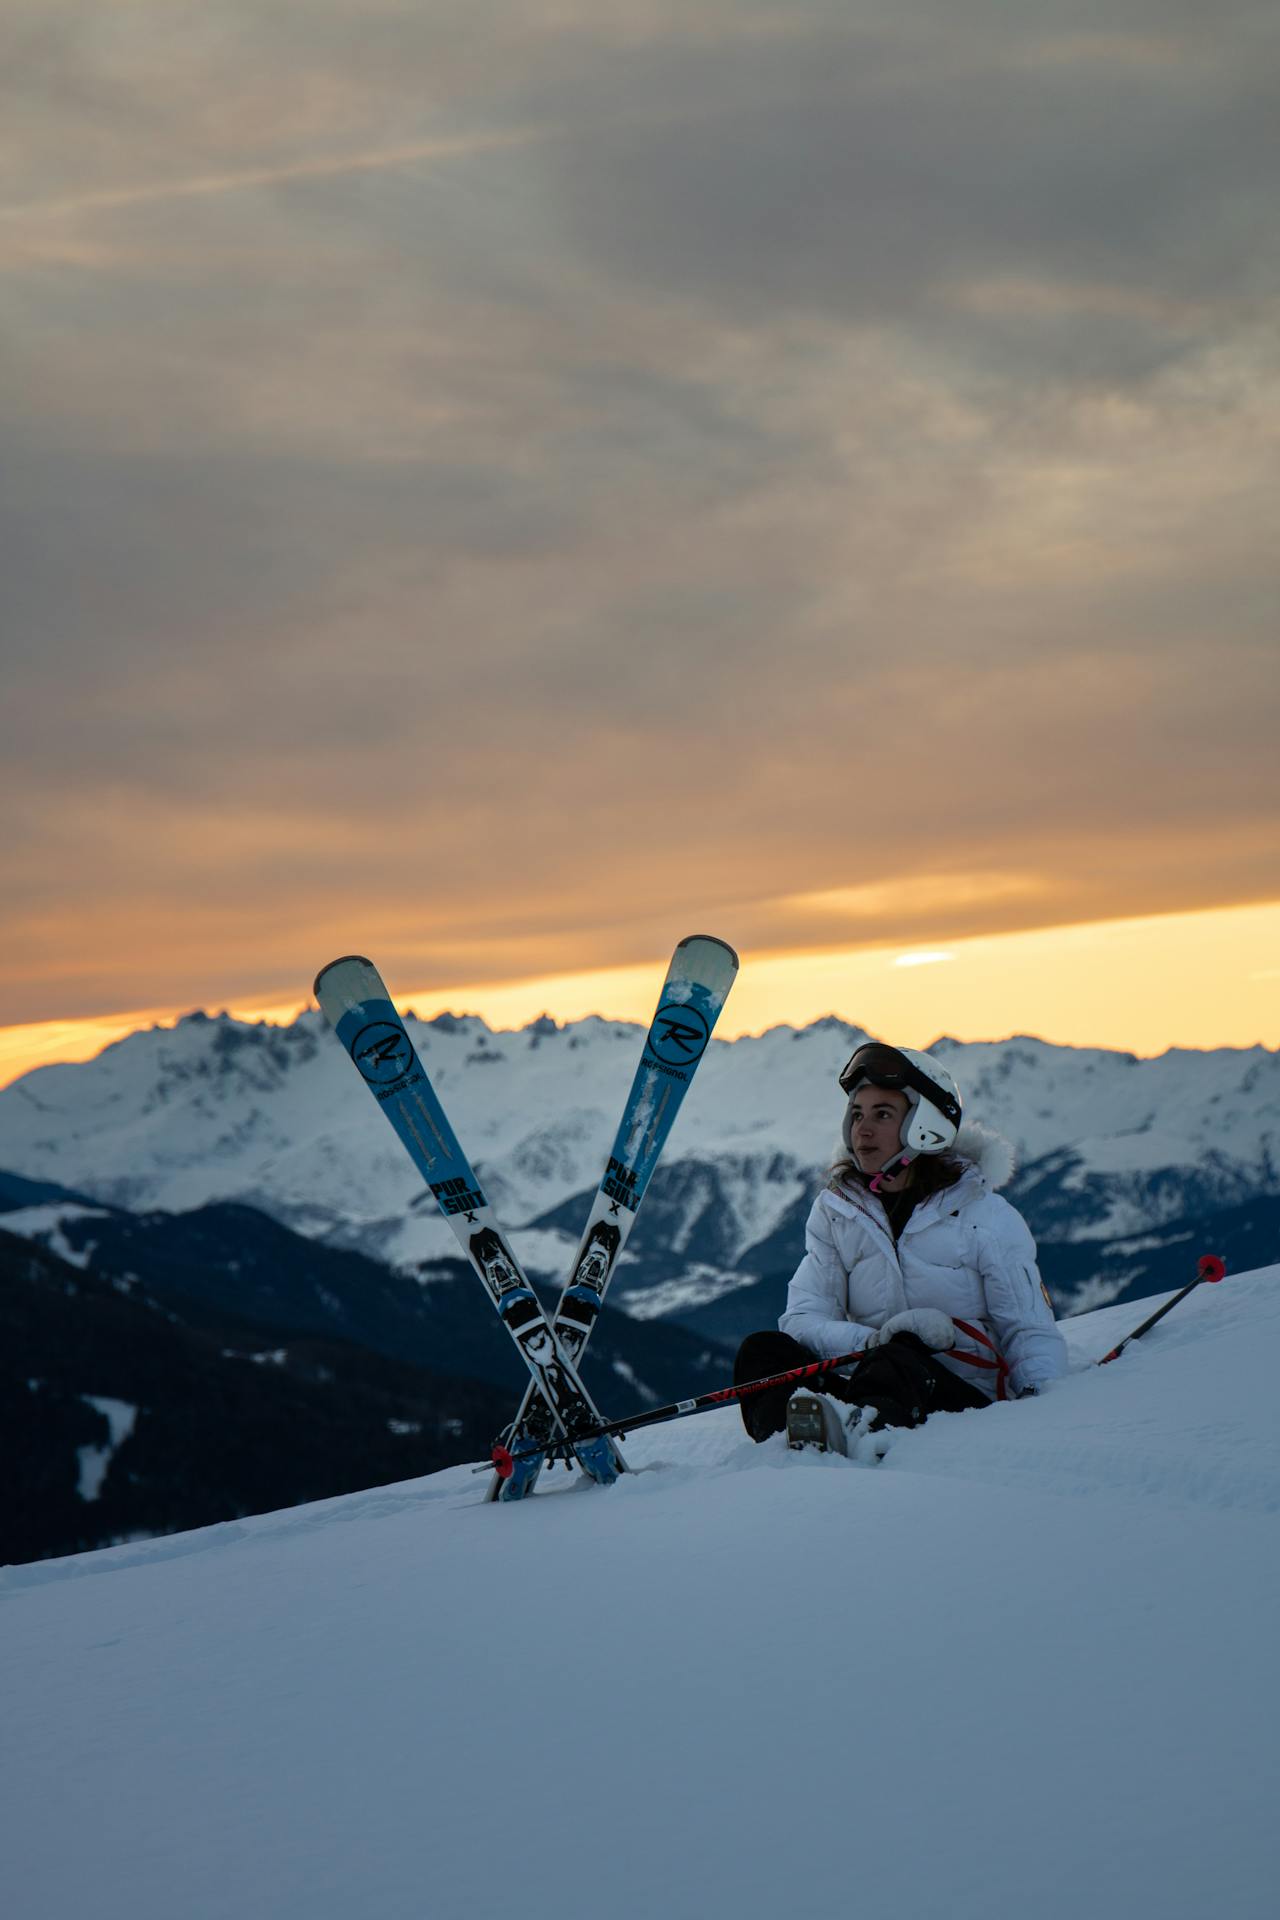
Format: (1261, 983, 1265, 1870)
(492, 1445, 515, 1479)
(1198, 1255, 1227, 1284)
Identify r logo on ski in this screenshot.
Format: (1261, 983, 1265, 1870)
(351, 1021, 415, 1087)
(647, 1003, 711, 1068)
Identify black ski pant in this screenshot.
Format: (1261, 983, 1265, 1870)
(733, 1328, 989, 1442)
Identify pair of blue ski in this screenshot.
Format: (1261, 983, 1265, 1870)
(314, 936, 738, 1502)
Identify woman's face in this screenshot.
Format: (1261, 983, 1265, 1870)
(848, 1084, 910, 1173)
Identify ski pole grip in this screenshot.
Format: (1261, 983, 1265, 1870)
(1198, 1255, 1226, 1284)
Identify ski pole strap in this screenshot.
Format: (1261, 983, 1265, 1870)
(951, 1320, 1011, 1400)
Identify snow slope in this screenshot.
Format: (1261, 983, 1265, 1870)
(4, 1268, 1278, 1920)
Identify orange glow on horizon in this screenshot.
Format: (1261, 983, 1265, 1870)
(1, 899, 1277, 1090)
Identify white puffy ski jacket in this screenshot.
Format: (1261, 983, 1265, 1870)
(779, 1126, 1067, 1399)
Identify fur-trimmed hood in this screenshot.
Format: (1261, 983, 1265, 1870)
(952, 1121, 1018, 1191)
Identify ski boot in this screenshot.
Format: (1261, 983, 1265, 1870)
(785, 1391, 851, 1454)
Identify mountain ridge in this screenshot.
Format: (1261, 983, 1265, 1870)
(1, 1007, 1275, 1325)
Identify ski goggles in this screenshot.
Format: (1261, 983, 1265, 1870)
(837, 1042, 962, 1131)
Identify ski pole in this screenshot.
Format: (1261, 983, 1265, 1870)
(491, 1344, 869, 1479)
(1097, 1253, 1226, 1365)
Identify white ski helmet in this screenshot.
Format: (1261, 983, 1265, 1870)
(838, 1042, 962, 1157)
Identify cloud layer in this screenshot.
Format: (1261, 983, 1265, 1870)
(3, 1, 1277, 1020)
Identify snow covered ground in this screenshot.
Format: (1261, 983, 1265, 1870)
(4, 1269, 1278, 1920)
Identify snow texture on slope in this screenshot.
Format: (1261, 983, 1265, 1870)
(3, 1266, 1278, 1920)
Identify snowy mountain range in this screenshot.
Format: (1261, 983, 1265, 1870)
(1, 1007, 1277, 1324)
(1, 1218, 515, 1565)
(0, 1185, 727, 1565)
(6, 1263, 1279, 1920)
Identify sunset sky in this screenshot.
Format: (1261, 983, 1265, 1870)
(3, 1, 1277, 1088)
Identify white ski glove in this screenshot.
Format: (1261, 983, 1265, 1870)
(866, 1309, 956, 1351)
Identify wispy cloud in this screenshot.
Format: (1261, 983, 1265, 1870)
(2, 0, 1277, 1028)
(0, 124, 561, 222)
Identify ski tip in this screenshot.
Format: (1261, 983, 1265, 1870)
(1198, 1254, 1227, 1284)
(679, 934, 740, 970)
(313, 955, 376, 1000)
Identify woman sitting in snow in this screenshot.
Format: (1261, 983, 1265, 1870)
(735, 1042, 1067, 1455)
